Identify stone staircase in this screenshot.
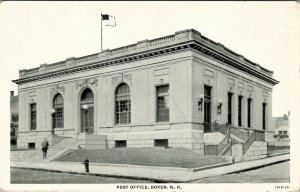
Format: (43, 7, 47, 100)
(230, 128, 252, 142)
(11, 137, 78, 162)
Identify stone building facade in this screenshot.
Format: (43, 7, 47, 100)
(13, 29, 279, 155)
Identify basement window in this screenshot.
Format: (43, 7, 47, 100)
(28, 143, 35, 149)
(115, 140, 127, 148)
(154, 139, 168, 148)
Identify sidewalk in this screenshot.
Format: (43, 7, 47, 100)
(11, 153, 290, 183)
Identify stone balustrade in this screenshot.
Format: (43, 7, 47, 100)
(18, 29, 274, 79)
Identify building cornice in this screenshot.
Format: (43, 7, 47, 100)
(12, 29, 279, 86)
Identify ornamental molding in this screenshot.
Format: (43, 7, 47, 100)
(76, 78, 98, 89)
(13, 41, 279, 86)
(112, 75, 122, 86)
(123, 74, 132, 85)
(50, 86, 65, 98)
(112, 74, 132, 86)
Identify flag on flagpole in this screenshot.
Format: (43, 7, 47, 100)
(100, 13, 116, 51)
(101, 14, 109, 20)
(101, 14, 116, 27)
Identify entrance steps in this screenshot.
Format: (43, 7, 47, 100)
(11, 137, 78, 162)
(52, 137, 78, 149)
(230, 128, 252, 142)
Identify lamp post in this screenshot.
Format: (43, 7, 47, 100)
(50, 108, 55, 135)
(82, 104, 88, 133)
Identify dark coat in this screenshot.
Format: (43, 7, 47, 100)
(41, 140, 49, 150)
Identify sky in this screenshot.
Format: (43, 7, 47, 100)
(1, 1, 299, 118)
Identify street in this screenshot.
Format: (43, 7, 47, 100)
(191, 161, 290, 183)
(11, 161, 289, 184)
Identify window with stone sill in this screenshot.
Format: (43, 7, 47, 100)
(53, 94, 64, 128)
(156, 85, 169, 122)
(228, 92, 233, 125)
(115, 83, 131, 124)
(30, 103, 36, 130)
(238, 96, 243, 127)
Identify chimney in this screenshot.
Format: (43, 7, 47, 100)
(10, 91, 14, 97)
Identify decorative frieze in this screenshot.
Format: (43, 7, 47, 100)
(76, 78, 98, 89)
(13, 29, 279, 86)
(112, 74, 132, 86)
(247, 85, 253, 92)
(112, 75, 122, 86)
(262, 90, 268, 97)
(50, 85, 65, 98)
(28, 91, 37, 97)
(204, 69, 213, 78)
(153, 68, 169, 76)
(228, 78, 235, 85)
(124, 74, 132, 85)
(238, 82, 245, 89)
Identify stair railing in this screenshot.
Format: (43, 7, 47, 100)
(204, 123, 231, 156)
(242, 130, 265, 155)
(217, 124, 231, 155)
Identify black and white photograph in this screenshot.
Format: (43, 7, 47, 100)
(1, 1, 299, 192)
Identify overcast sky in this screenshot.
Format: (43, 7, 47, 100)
(1, 1, 299, 117)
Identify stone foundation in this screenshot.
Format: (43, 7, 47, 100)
(244, 141, 267, 161)
(78, 134, 107, 149)
(105, 130, 204, 155)
(17, 131, 56, 149)
(232, 144, 243, 162)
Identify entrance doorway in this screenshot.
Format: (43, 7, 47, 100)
(80, 88, 94, 134)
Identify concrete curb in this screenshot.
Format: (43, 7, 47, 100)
(267, 151, 290, 158)
(228, 159, 290, 174)
(192, 162, 234, 172)
(49, 160, 233, 173)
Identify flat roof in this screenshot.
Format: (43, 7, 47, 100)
(13, 29, 279, 86)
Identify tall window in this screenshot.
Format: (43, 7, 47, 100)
(247, 98, 252, 128)
(204, 86, 211, 123)
(204, 85, 212, 132)
(238, 96, 243, 127)
(115, 83, 131, 124)
(81, 88, 94, 133)
(30, 103, 36, 130)
(156, 85, 169, 122)
(262, 103, 267, 130)
(228, 92, 233, 125)
(53, 94, 64, 128)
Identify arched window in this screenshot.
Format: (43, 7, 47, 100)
(53, 94, 64, 128)
(81, 88, 94, 103)
(115, 83, 131, 124)
(80, 88, 94, 133)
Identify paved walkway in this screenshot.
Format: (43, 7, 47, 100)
(11, 153, 290, 183)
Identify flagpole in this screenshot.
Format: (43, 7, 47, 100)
(101, 14, 103, 51)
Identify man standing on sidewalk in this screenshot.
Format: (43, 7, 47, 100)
(41, 138, 49, 159)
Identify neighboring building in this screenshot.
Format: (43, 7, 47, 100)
(273, 112, 290, 146)
(12, 29, 279, 156)
(10, 91, 19, 144)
